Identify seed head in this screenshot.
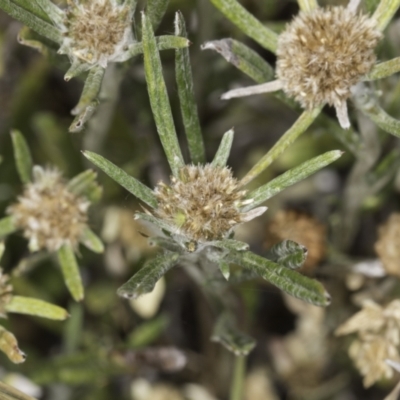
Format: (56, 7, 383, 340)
(7, 167, 89, 252)
(61, 0, 134, 67)
(154, 165, 254, 243)
(277, 6, 381, 111)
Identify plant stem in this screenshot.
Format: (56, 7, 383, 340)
(230, 355, 246, 400)
(373, 0, 400, 31)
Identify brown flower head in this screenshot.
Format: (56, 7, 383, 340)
(375, 213, 400, 277)
(336, 300, 400, 387)
(265, 210, 327, 273)
(154, 165, 266, 244)
(7, 166, 89, 252)
(61, 0, 134, 67)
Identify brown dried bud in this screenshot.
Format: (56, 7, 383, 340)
(265, 210, 326, 273)
(375, 213, 400, 277)
(7, 167, 89, 253)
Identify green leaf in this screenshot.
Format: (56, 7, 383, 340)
(128, 314, 169, 348)
(148, 236, 184, 253)
(218, 260, 231, 280)
(117, 253, 180, 299)
(142, 12, 185, 176)
(365, 57, 400, 81)
(83, 151, 158, 209)
(297, 0, 318, 11)
(135, 212, 177, 237)
(13, 0, 51, 21)
(11, 130, 33, 184)
(64, 60, 90, 82)
(243, 150, 343, 211)
(79, 226, 104, 254)
(67, 170, 102, 203)
(211, 239, 249, 252)
(211, 129, 234, 168)
(211, 313, 256, 356)
(57, 245, 84, 302)
(69, 101, 99, 133)
(146, 0, 169, 31)
(373, 0, 400, 31)
(240, 108, 322, 187)
(175, 12, 205, 164)
(71, 66, 105, 117)
(209, 0, 278, 53)
(34, 0, 64, 26)
(226, 250, 331, 307)
(5, 296, 69, 320)
(265, 240, 307, 270)
(0, 381, 37, 400)
(361, 102, 400, 139)
(0, 242, 4, 261)
(202, 39, 274, 84)
(0, 217, 18, 238)
(0, 0, 62, 43)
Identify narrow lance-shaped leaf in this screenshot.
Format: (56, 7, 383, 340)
(70, 101, 98, 133)
(5, 296, 69, 320)
(211, 313, 256, 356)
(175, 12, 205, 164)
(0, 326, 26, 364)
(211, 129, 234, 168)
(13, 0, 51, 21)
(71, 66, 105, 116)
(79, 226, 104, 254)
(57, 244, 84, 302)
(265, 240, 307, 270)
(0, 0, 63, 43)
(83, 151, 158, 209)
(0, 380, 37, 400)
(34, 0, 64, 26)
(365, 57, 400, 81)
(373, 0, 400, 31)
(240, 107, 322, 187)
(0, 242, 4, 261)
(141, 12, 185, 176)
(209, 0, 278, 53)
(67, 169, 102, 203)
(226, 250, 331, 307)
(148, 236, 184, 254)
(297, 0, 318, 11)
(201, 39, 274, 84)
(64, 61, 90, 82)
(135, 212, 176, 237)
(11, 130, 33, 184)
(211, 238, 249, 252)
(146, 0, 169, 31)
(117, 253, 180, 299)
(0, 217, 18, 238)
(243, 150, 343, 211)
(218, 260, 231, 280)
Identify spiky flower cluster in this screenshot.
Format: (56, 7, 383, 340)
(336, 300, 400, 387)
(154, 165, 250, 243)
(60, 0, 134, 67)
(276, 7, 381, 114)
(7, 167, 89, 252)
(0, 269, 12, 317)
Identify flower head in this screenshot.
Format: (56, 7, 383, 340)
(154, 165, 262, 244)
(7, 166, 89, 252)
(60, 0, 134, 67)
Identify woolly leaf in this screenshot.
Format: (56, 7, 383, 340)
(212, 239, 249, 252)
(366, 57, 400, 81)
(117, 253, 179, 299)
(34, 0, 64, 26)
(218, 260, 231, 280)
(202, 39, 274, 84)
(373, 0, 400, 30)
(211, 129, 234, 168)
(265, 240, 307, 270)
(83, 151, 158, 209)
(361, 103, 400, 139)
(57, 245, 84, 302)
(67, 170, 102, 203)
(142, 12, 185, 176)
(69, 101, 98, 133)
(209, 0, 278, 53)
(11, 130, 33, 184)
(211, 313, 256, 356)
(5, 296, 69, 320)
(146, 0, 169, 31)
(64, 60, 90, 82)
(243, 150, 343, 211)
(79, 227, 104, 254)
(0, 217, 18, 239)
(149, 236, 184, 253)
(0, 326, 26, 364)
(226, 250, 331, 306)
(175, 12, 205, 164)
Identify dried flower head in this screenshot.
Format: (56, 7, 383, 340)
(60, 0, 134, 67)
(222, 1, 382, 129)
(154, 165, 264, 243)
(7, 166, 89, 252)
(375, 213, 400, 277)
(336, 300, 400, 387)
(265, 210, 326, 273)
(0, 269, 12, 317)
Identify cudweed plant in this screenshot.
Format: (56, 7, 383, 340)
(83, 11, 342, 397)
(0, 0, 189, 131)
(0, 131, 104, 301)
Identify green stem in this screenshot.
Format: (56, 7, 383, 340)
(240, 107, 322, 186)
(373, 0, 400, 31)
(297, 0, 318, 11)
(230, 355, 246, 400)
